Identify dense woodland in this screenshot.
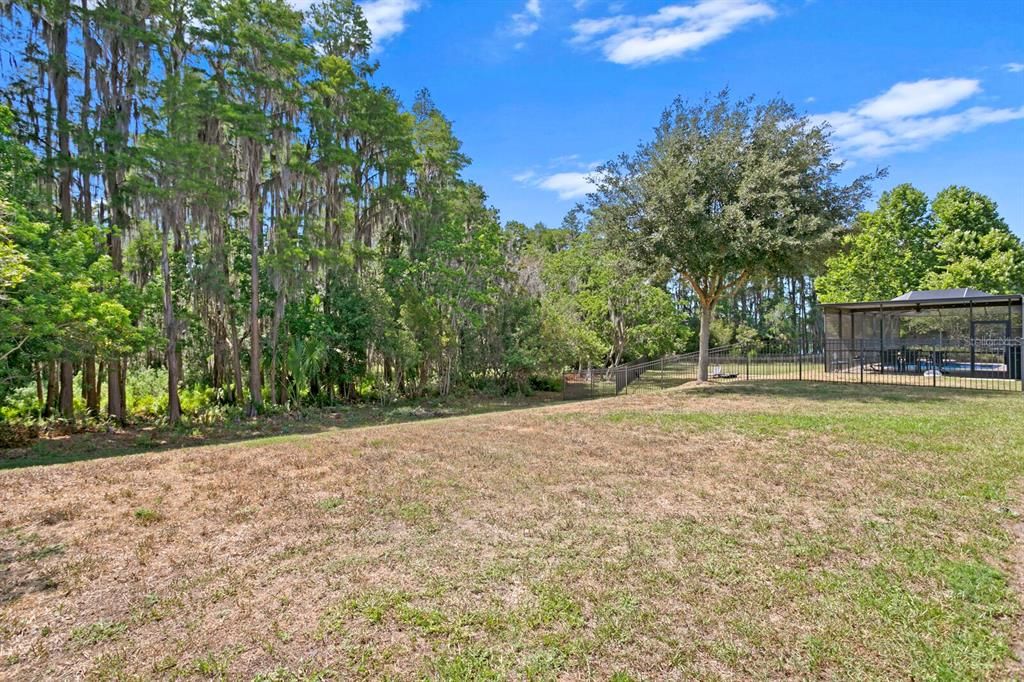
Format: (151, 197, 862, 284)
(1, 0, 1021, 428)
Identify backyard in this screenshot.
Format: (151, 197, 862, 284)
(1, 381, 1022, 680)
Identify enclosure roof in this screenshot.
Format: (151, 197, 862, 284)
(821, 291, 1023, 312)
(891, 288, 991, 301)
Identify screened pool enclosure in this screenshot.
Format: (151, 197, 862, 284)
(821, 289, 1023, 385)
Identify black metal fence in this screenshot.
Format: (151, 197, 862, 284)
(562, 338, 1024, 399)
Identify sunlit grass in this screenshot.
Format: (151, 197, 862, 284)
(1, 382, 1021, 679)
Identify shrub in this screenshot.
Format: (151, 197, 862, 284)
(529, 374, 562, 393)
(0, 420, 39, 447)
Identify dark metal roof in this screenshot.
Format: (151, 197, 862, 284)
(821, 291, 1023, 312)
(891, 288, 991, 301)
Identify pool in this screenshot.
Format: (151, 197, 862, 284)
(940, 361, 1006, 372)
(902, 360, 1008, 374)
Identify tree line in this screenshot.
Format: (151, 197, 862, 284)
(0, 0, 697, 426)
(1, 0, 1021, 429)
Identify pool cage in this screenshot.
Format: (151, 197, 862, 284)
(821, 289, 1023, 389)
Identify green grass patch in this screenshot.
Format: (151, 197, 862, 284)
(70, 620, 127, 646)
(315, 496, 344, 512)
(132, 507, 162, 525)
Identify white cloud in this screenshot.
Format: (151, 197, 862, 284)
(1005, 62, 1024, 73)
(571, 0, 775, 65)
(361, 0, 421, 44)
(811, 77, 1024, 158)
(856, 78, 980, 120)
(288, 0, 420, 43)
(537, 172, 594, 199)
(514, 157, 600, 200)
(509, 0, 542, 39)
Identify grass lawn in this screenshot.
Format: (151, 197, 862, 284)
(0, 394, 561, 471)
(1, 382, 1022, 679)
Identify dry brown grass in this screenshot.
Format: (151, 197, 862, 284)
(1, 382, 1022, 680)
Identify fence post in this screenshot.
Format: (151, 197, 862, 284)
(746, 353, 750, 381)
(859, 352, 864, 384)
(798, 345, 803, 381)
(879, 304, 885, 377)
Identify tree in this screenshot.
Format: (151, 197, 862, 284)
(593, 92, 876, 381)
(207, 0, 309, 415)
(922, 186, 1024, 294)
(537, 231, 685, 369)
(817, 185, 1024, 303)
(816, 184, 933, 303)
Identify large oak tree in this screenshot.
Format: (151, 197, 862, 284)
(592, 91, 878, 381)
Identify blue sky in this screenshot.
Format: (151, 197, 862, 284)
(354, 0, 1024, 234)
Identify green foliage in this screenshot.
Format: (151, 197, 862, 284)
(532, 229, 688, 370)
(817, 184, 934, 302)
(923, 186, 1024, 294)
(133, 507, 162, 525)
(70, 620, 128, 645)
(0, 0, 1014, 438)
(0, 105, 148, 411)
(598, 92, 875, 295)
(591, 91, 875, 378)
(818, 184, 1024, 302)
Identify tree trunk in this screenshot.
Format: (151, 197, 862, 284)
(52, 0, 74, 422)
(53, 1, 72, 230)
(268, 286, 285, 405)
(698, 299, 714, 382)
(121, 359, 127, 417)
(59, 360, 74, 419)
(78, 0, 93, 224)
(247, 176, 262, 416)
(161, 218, 181, 424)
(107, 361, 123, 424)
(212, 321, 225, 389)
(35, 364, 44, 409)
(83, 356, 99, 417)
(44, 361, 58, 418)
(228, 311, 245, 403)
(95, 360, 104, 410)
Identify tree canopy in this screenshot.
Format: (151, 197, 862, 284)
(0, 0, 693, 425)
(591, 91, 877, 380)
(818, 184, 1024, 302)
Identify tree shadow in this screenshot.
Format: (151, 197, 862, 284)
(0, 543, 61, 605)
(685, 379, 1007, 404)
(3, 381, 1013, 470)
(0, 394, 563, 471)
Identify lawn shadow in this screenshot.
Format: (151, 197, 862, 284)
(0, 394, 562, 471)
(685, 379, 1008, 404)
(0, 543, 62, 605)
(4, 380, 1014, 471)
